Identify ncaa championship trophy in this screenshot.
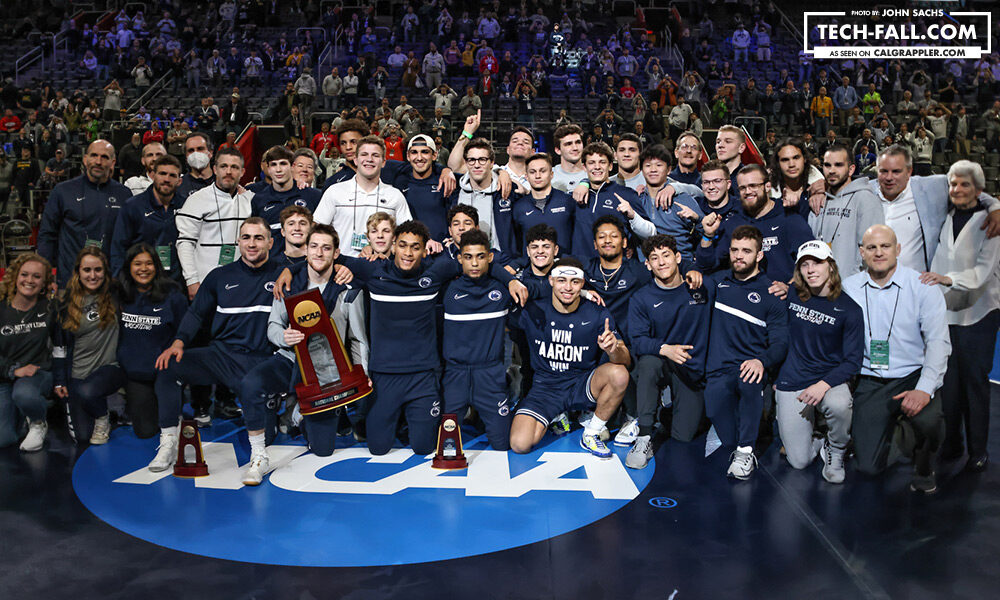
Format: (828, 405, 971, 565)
(174, 419, 209, 478)
(283, 288, 372, 415)
(432, 413, 468, 470)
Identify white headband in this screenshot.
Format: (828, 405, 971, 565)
(551, 266, 585, 280)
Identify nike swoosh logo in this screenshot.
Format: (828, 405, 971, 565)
(454, 293, 468, 299)
(225, 284, 239, 290)
(833, 307, 845, 312)
(402, 188, 409, 194)
(264, 205, 276, 211)
(36, 313, 46, 318)
(525, 210, 535, 216)
(718, 283, 730, 288)
(771, 226, 779, 231)
(153, 307, 163, 312)
(76, 197, 85, 202)
(581, 321, 591, 326)
(653, 302, 663, 308)
(144, 211, 155, 217)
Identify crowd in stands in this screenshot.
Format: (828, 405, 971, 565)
(0, 0, 999, 493)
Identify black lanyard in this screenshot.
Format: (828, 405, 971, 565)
(863, 281, 900, 341)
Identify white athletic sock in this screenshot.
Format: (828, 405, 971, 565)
(249, 432, 266, 457)
(162, 425, 179, 437)
(585, 416, 607, 436)
(737, 445, 753, 454)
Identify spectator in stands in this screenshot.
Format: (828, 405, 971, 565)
(295, 68, 317, 117)
(754, 22, 771, 62)
(220, 93, 248, 135)
(731, 24, 751, 64)
(832, 76, 859, 129)
(283, 106, 305, 149)
(615, 48, 639, 79)
(342, 66, 359, 108)
(810, 86, 834, 139)
(207, 50, 227, 86)
(102, 80, 123, 123)
(321, 67, 343, 113)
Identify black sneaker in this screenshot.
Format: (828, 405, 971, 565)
(910, 470, 938, 494)
(214, 400, 243, 419)
(194, 406, 212, 428)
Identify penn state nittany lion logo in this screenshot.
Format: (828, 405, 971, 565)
(418, 277, 432, 288)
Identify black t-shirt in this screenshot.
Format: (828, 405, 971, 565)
(0, 298, 56, 379)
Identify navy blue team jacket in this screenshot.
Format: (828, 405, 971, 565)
(250, 184, 322, 248)
(511, 189, 576, 256)
(175, 258, 283, 355)
(117, 288, 189, 380)
(705, 270, 789, 374)
(628, 280, 712, 380)
(110, 188, 182, 275)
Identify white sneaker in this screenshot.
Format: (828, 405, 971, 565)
(89, 415, 110, 445)
(727, 448, 757, 480)
(625, 435, 653, 469)
(577, 410, 594, 427)
(19, 420, 48, 452)
(578, 413, 611, 441)
(242, 452, 270, 486)
(614, 417, 640, 446)
(148, 432, 179, 472)
(820, 440, 846, 484)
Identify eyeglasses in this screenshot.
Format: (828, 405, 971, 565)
(702, 178, 727, 187)
(466, 157, 492, 165)
(737, 182, 766, 192)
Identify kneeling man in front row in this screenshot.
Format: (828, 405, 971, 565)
(510, 258, 632, 458)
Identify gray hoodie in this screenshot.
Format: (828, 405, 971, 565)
(808, 176, 884, 275)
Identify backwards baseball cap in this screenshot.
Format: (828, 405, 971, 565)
(796, 240, 833, 263)
(407, 134, 437, 153)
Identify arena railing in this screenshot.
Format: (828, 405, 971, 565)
(15, 46, 44, 86)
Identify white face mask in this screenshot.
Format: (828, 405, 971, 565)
(187, 151, 210, 170)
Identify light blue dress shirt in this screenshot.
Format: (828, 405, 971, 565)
(843, 264, 951, 395)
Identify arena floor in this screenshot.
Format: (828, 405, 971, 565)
(2, 385, 998, 600)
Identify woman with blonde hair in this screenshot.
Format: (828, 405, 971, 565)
(0, 253, 56, 451)
(53, 247, 125, 445)
(775, 241, 865, 484)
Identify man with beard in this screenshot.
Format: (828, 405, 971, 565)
(626, 234, 712, 468)
(551, 124, 588, 193)
(38, 139, 131, 287)
(270, 205, 312, 267)
(148, 218, 284, 472)
(240, 224, 352, 485)
(809, 144, 883, 274)
(251, 145, 322, 248)
(111, 155, 184, 278)
(176, 132, 215, 201)
(698, 164, 813, 294)
(704, 225, 789, 479)
(124, 142, 167, 195)
(512, 153, 575, 256)
(175, 147, 255, 301)
(670, 131, 703, 186)
(313, 136, 410, 258)
(509, 257, 631, 458)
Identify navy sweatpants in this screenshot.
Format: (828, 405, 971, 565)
(443, 361, 511, 450)
(66, 365, 127, 443)
(367, 370, 441, 456)
(156, 342, 269, 428)
(704, 368, 765, 448)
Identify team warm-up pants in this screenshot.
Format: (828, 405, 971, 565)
(156, 342, 269, 429)
(367, 370, 441, 456)
(630, 354, 705, 441)
(775, 383, 853, 469)
(852, 369, 943, 475)
(243, 354, 345, 456)
(443, 361, 511, 450)
(65, 364, 127, 443)
(0, 370, 51, 447)
(704, 367, 765, 448)
(940, 309, 1000, 459)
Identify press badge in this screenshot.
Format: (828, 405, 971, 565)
(870, 339, 890, 370)
(157, 245, 172, 270)
(350, 232, 369, 251)
(219, 244, 236, 265)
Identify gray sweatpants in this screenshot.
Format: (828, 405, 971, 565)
(775, 383, 853, 469)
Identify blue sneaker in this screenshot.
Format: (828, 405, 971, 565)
(580, 432, 612, 459)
